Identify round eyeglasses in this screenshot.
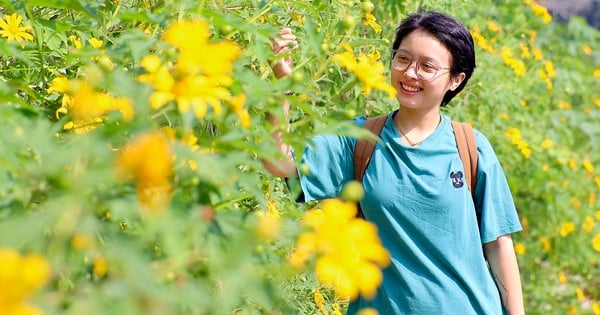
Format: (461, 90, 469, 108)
(390, 49, 451, 81)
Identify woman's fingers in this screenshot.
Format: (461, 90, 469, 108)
(270, 28, 299, 78)
(272, 28, 298, 55)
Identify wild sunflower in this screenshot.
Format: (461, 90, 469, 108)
(0, 13, 34, 42)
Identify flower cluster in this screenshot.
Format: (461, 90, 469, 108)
(332, 44, 397, 99)
(470, 25, 497, 54)
(539, 59, 556, 90)
(0, 248, 51, 315)
(49, 76, 133, 134)
(524, 0, 552, 24)
(505, 128, 532, 159)
(500, 47, 526, 77)
(115, 131, 173, 212)
(138, 19, 250, 127)
(289, 199, 390, 300)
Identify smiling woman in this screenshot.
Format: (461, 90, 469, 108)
(0, 0, 597, 314)
(267, 10, 525, 315)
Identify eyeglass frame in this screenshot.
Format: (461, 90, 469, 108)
(390, 48, 452, 81)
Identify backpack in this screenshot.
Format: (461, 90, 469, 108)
(353, 115, 479, 219)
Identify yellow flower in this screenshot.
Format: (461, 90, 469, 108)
(0, 13, 34, 42)
(568, 157, 577, 170)
(514, 242, 526, 255)
(332, 303, 344, 315)
(67, 80, 133, 131)
(500, 47, 526, 77)
(532, 48, 543, 60)
(592, 301, 600, 315)
(543, 60, 556, 78)
(593, 233, 600, 252)
(0, 248, 50, 313)
(71, 233, 95, 250)
(291, 199, 390, 300)
(332, 44, 396, 98)
(50, 76, 133, 133)
(68, 35, 82, 49)
(138, 55, 176, 108)
(504, 128, 531, 158)
(48, 76, 69, 94)
(138, 20, 241, 121)
(559, 221, 576, 237)
(115, 131, 173, 212)
(558, 271, 567, 284)
(539, 236, 551, 252)
(540, 72, 553, 89)
(594, 69, 600, 77)
(571, 197, 581, 209)
(519, 42, 530, 58)
(541, 138, 554, 149)
(583, 159, 594, 173)
(557, 101, 571, 109)
(542, 164, 549, 171)
(93, 255, 108, 278)
(486, 21, 501, 33)
(583, 216, 595, 233)
(529, 30, 537, 46)
(255, 210, 281, 242)
(529, 2, 552, 24)
(292, 13, 304, 25)
(470, 26, 496, 54)
(313, 289, 325, 312)
(364, 12, 382, 34)
(582, 44, 592, 55)
(163, 19, 240, 77)
(228, 94, 251, 128)
(593, 96, 600, 107)
(88, 37, 103, 48)
(576, 288, 586, 302)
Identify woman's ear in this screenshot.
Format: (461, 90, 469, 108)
(450, 73, 466, 91)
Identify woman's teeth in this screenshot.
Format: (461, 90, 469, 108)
(401, 83, 421, 92)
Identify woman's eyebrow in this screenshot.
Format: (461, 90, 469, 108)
(396, 48, 443, 63)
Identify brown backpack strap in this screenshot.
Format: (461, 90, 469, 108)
(354, 115, 388, 182)
(451, 121, 478, 200)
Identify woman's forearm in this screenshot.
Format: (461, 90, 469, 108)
(262, 28, 299, 178)
(262, 100, 297, 177)
(483, 234, 525, 315)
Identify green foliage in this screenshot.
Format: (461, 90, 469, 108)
(0, 0, 598, 314)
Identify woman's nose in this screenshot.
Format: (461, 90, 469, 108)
(403, 63, 419, 79)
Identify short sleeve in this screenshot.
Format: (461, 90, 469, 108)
(473, 130, 523, 244)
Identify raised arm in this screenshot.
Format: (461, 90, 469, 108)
(484, 234, 525, 315)
(262, 28, 299, 177)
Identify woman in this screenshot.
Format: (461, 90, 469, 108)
(266, 11, 525, 315)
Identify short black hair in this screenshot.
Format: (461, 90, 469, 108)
(392, 11, 476, 106)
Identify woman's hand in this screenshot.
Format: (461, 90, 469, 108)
(271, 28, 298, 79)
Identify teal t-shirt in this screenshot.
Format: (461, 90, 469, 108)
(296, 112, 522, 314)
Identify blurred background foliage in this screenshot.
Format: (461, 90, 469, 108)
(0, 0, 598, 314)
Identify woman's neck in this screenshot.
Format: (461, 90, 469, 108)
(394, 107, 442, 146)
(395, 107, 441, 131)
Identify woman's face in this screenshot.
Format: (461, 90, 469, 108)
(390, 29, 464, 110)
